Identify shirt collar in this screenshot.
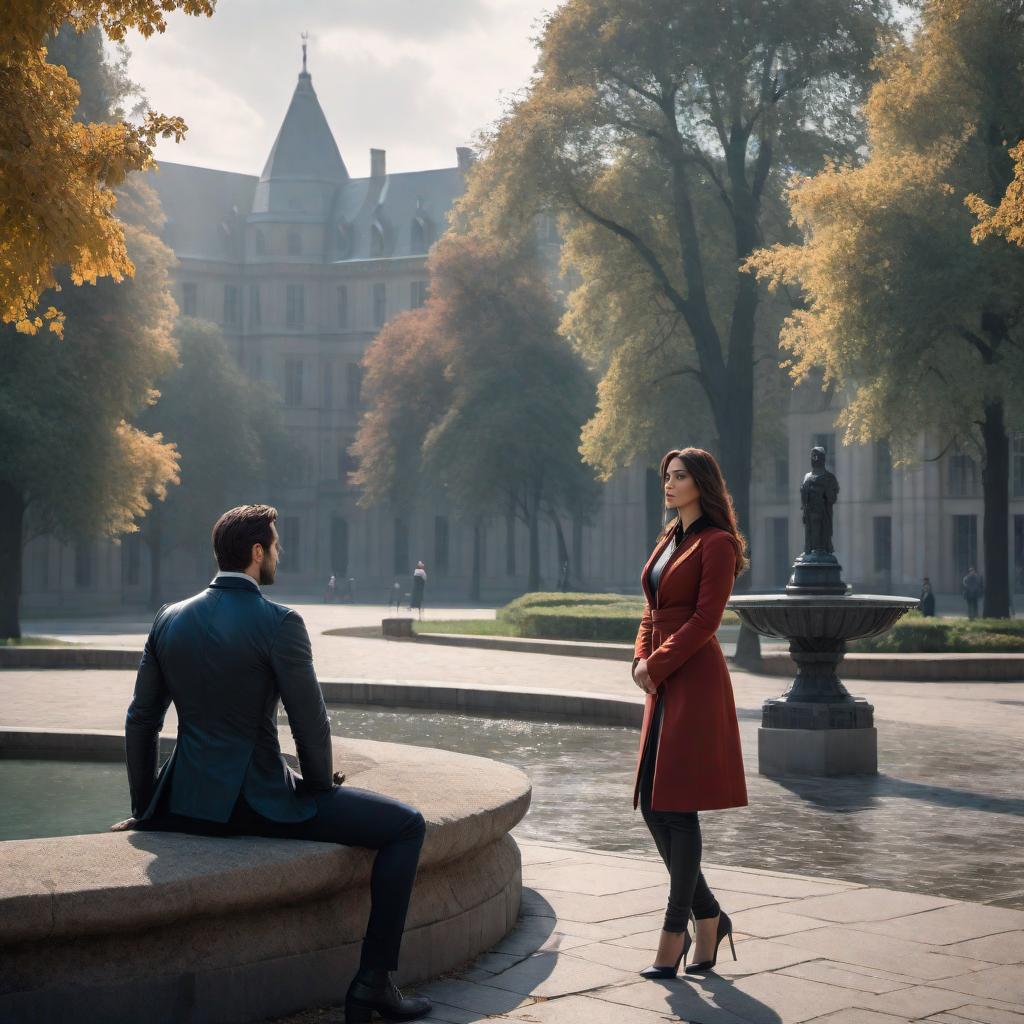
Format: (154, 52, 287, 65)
(214, 570, 261, 592)
(677, 513, 711, 539)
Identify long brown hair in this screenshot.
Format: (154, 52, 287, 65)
(658, 448, 748, 579)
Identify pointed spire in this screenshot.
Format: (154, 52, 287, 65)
(254, 44, 348, 205)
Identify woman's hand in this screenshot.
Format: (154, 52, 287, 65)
(633, 658, 657, 694)
(109, 817, 137, 832)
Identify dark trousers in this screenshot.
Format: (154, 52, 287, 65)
(639, 697, 719, 933)
(137, 785, 426, 970)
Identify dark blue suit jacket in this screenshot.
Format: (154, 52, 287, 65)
(125, 575, 333, 823)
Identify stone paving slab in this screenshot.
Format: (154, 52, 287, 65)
(402, 840, 1024, 1024)
(925, 1008, 1024, 1024)
(778, 889, 958, 924)
(846, 904, 1024, 945)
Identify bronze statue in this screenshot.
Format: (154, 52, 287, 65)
(800, 446, 839, 555)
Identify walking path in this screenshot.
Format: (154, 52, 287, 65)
(273, 840, 1024, 1024)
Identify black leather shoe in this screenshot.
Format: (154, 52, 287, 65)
(344, 968, 432, 1022)
(685, 909, 737, 974)
(639, 929, 692, 980)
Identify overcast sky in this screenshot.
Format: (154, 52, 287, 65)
(124, 0, 553, 179)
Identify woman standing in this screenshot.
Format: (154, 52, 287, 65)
(633, 447, 749, 979)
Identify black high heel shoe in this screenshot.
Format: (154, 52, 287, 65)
(344, 968, 432, 1022)
(684, 910, 736, 974)
(639, 929, 692, 980)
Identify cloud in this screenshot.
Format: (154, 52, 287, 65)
(128, 0, 552, 176)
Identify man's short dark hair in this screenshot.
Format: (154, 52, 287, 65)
(212, 505, 278, 572)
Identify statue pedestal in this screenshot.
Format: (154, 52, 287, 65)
(758, 698, 877, 776)
(786, 552, 847, 595)
(758, 724, 877, 777)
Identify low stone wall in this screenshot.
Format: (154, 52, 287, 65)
(0, 647, 140, 669)
(0, 731, 530, 1024)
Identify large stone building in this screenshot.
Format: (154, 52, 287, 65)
(20, 62, 1024, 613)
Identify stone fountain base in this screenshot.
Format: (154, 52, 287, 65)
(759, 723, 877, 777)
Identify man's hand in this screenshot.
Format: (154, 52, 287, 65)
(633, 658, 657, 695)
(109, 817, 137, 832)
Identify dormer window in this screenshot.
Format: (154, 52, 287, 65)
(371, 220, 386, 259)
(336, 222, 354, 258)
(410, 215, 433, 254)
(287, 229, 302, 257)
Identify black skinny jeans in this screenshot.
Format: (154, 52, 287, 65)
(136, 784, 426, 971)
(639, 696, 719, 933)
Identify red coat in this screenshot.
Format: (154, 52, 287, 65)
(633, 525, 748, 813)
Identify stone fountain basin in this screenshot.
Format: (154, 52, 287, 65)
(0, 729, 530, 1024)
(728, 594, 918, 643)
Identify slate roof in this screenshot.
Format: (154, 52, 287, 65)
(148, 65, 466, 263)
(149, 161, 257, 262)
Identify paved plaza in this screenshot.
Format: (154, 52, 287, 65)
(6, 604, 1024, 1021)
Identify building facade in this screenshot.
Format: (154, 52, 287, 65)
(20, 65, 1024, 613)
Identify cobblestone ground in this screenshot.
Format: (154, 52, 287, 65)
(324, 707, 1024, 910)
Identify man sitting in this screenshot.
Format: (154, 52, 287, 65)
(118, 504, 431, 1022)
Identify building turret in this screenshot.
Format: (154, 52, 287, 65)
(251, 44, 348, 218)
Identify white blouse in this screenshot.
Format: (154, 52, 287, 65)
(648, 536, 677, 593)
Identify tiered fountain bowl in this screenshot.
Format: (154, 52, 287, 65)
(727, 464, 918, 776)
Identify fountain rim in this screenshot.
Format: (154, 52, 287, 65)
(728, 593, 919, 609)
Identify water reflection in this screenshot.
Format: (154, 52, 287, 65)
(326, 706, 1024, 908)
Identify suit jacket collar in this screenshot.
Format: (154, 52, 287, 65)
(210, 573, 261, 593)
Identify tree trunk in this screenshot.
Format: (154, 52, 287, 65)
(0, 481, 25, 640)
(717, 381, 762, 668)
(147, 514, 164, 610)
(527, 492, 541, 592)
(645, 467, 665, 551)
(469, 518, 483, 602)
(980, 398, 1010, 618)
(550, 511, 570, 590)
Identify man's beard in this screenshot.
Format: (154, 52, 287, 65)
(259, 562, 276, 586)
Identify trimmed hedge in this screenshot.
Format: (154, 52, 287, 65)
(848, 614, 1024, 653)
(491, 591, 738, 643)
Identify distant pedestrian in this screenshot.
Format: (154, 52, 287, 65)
(390, 579, 402, 610)
(343, 577, 356, 602)
(962, 567, 984, 620)
(558, 559, 570, 592)
(919, 577, 935, 617)
(325, 574, 337, 603)
(410, 561, 427, 619)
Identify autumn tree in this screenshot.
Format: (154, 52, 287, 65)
(353, 236, 598, 596)
(455, 0, 892, 658)
(1, 0, 214, 335)
(138, 318, 294, 607)
(0, 173, 180, 636)
(0, 19, 186, 637)
(749, 0, 1024, 617)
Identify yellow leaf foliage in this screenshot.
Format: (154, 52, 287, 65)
(745, 0, 1024, 463)
(0, 1, 214, 335)
(968, 140, 1024, 246)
